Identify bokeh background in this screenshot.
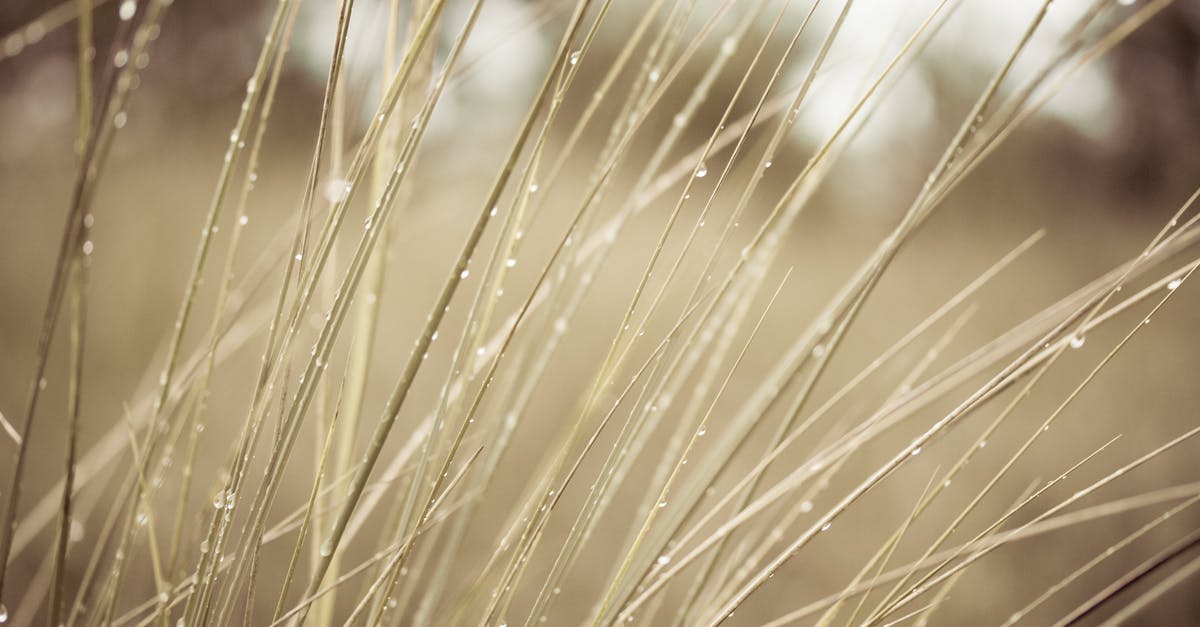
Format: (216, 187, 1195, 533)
(2, 0, 1200, 624)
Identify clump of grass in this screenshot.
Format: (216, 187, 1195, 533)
(1, 0, 1199, 625)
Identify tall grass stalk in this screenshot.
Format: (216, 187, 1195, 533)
(3, 0, 1200, 625)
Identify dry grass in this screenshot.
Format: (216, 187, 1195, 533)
(1, 0, 1199, 625)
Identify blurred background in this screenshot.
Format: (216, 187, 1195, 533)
(2, 0, 1200, 624)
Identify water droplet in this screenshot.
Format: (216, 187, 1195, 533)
(569, 51, 580, 65)
(764, 160, 772, 169)
(657, 555, 670, 565)
(528, 183, 539, 193)
(657, 500, 667, 508)
(554, 318, 568, 334)
(697, 425, 707, 436)
(114, 50, 129, 68)
(82, 240, 94, 255)
(0, 603, 8, 623)
(648, 68, 660, 83)
(118, 0, 136, 21)
(113, 111, 128, 128)
(910, 447, 922, 456)
(800, 500, 813, 513)
(694, 164, 708, 178)
(1069, 335, 1085, 349)
(460, 269, 470, 279)
(505, 258, 517, 268)
(820, 522, 832, 531)
(1167, 278, 1183, 290)
(319, 540, 333, 556)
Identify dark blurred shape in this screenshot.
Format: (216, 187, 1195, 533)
(1108, 4, 1200, 197)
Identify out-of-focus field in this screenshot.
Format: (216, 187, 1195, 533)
(2, 0, 1200, 624)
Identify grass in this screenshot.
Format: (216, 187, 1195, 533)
(1, 0, 1199, 624)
